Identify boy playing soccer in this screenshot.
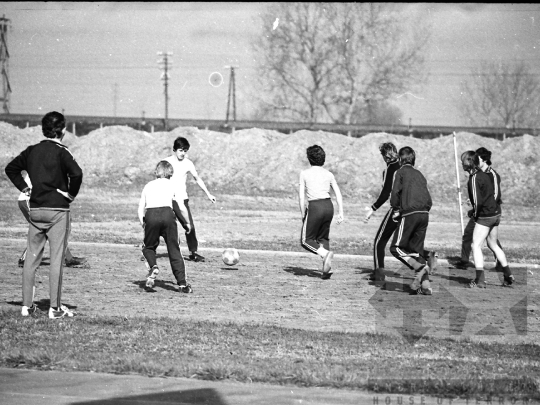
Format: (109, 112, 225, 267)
(164, 137, 216, 262)
(388, 146, 433, 295)
(5, 111, 83, 318)
(138, 161, 193, 293)
(299, 145, 344, 279)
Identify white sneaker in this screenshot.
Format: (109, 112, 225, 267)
(21, 304, 37, 317)
(146, 265, 159, 288)
(49, 305, 74, 319)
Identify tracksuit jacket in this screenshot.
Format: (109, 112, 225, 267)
(467, 168, 500, 219)
(5, 139, 83, 210)
(390, 164, 432, 217)
(371, 159, 400, 211)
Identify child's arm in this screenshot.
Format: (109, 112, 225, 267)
(298, 172, 306, 219)
(330, 177, 344, 224)
(189, 165, 216, 203)
(173, 199, 192, 234)
(137, 189, 146, 227)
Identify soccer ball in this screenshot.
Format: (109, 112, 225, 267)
(222, 248, 240, 266)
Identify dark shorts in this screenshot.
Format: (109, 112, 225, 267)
(475, 215, 501, 228)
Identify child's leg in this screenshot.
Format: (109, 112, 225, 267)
(472, 222, 490, 283)
(373, 209, 398, 270)
(142, 210, 162, 268)
(301, 199, 333, 258)
(22, 218, 48, 307)
(164, 218, 187, 286)
(183, 199, 198, 254)
(460, 217, 475, 263)
(389, 216, 423, 271)
(316, 199, 334, 251)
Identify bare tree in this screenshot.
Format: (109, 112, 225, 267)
(251, 3, 429, 124)
(457, 60, 540, 128)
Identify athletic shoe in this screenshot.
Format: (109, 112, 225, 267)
(21, 304, 37, 317)
(503, 275, 515, 287)
(453, 260, 472, 270)
(410, 265, 427, 290)
(468, 280, 487, 289)
(414, 287, 433, 295)
(146, 265, 159, 288)
(321, 270, 333, 280)
(18, 258, 25, 268)
(370, 268, 385, 282)
(48, 305, 74, 319)
(179, 284, 193, 293)
(65, 257, 87, 267)
(427, 251, 439, 274)
(322, 251, 333, 273)
(189, 253, 205, 262)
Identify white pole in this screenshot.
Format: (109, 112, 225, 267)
(453, 131, 464, 235)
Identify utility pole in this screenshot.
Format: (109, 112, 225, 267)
(157, 51, 173, 131)
(0, 15, 11, 114)
(225, 65, 238, 123)
(112, 83, 118, 117)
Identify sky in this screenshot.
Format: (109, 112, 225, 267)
(2, 2, 540, 127)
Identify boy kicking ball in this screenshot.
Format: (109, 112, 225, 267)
(298, 145, 344, 279)
(138, 161, 193, 293)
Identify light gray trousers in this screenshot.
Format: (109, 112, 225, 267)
(23, 209, 70, 308)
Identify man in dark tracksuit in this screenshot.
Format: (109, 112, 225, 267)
(389, 146, 433, 295)
(364, 143, 401, 281)
(5, 111, 83, 318)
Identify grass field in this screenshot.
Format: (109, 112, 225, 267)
(1, 189, 539, 401)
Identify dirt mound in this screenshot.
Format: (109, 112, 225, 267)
(1, 122, 538, 205)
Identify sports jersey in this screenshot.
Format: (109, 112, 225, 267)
(467, 169, 500, 219)
(164, 155, 195, 201)
(299, 166, 336, 201)
(390, 164, 432, 217)
(371, 159, 400, 211)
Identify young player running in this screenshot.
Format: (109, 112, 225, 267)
(298, 145, 344, 280)
(138, 161, 193, 293)
(461, 150, 514, 288)
(164, 137, 215, 263)
(388, 146, 434, 295)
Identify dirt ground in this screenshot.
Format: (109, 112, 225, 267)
(1, 238, 538, 346)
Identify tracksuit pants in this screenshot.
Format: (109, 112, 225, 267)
(301, 198, 333, 254)
(373, 208, 398, 270)
(18, 200, 73, 263)
(178, 199, 197, 253)
(143, 207, 187, 286)
(23, 209, 70, 308)
(390, 213, 429, 270)
(461, 217, 502, 264)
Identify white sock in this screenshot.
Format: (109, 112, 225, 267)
(316, 246, 329, 258)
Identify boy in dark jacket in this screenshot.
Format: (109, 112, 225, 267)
(5, 111, 83, 318)
(389, 146, 433, 295)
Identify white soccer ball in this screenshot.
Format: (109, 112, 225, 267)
(222, 248, 240, 266)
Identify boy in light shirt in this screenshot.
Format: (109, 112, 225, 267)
(298, 145, 344, 279)
(138, 161, 193, 293)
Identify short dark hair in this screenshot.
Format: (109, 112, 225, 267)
(155, 161, 174, 179)
(461, 150, 476, 172)
(41, 111, 65, 139)
(173, 137, 190, 151)
(475, 147, 492, 166)
(398, 146, 416, 166)
(306, 145, 325, 166)
(379, 142, 398, 160)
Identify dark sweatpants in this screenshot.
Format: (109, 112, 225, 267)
(390, 213, 429, 270)
(179, 199, 198, 253)
(301, 198, 334, 254)
(143, 207, 186, 286)
(373, 208, 398, 270)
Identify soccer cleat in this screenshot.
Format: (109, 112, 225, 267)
(414, 287, 433, 295)
(146, 265, 159, 288)
(370, 268, 385, 282)
(321, 270, 333, 280)
(427, 251, 438, 275)
(468, 280, 487, 289)
(18, 258, 25, 268)
(21, 304, 37, 317)
(322, 251, 333, 273)
(503, 275, 515, 287)
(410, 265, 427, 290)
(189, 253, 205, 262)
(179, 284, 193, 293)
(65, 257, 87, 267)
(48, 305, 74, 319)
